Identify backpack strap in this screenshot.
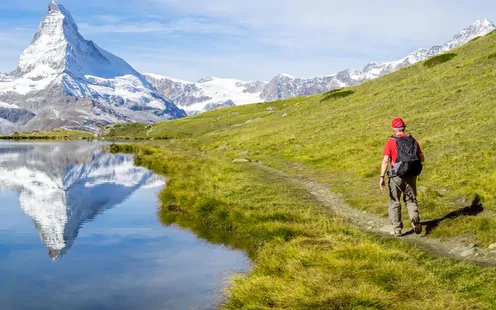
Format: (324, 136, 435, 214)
(391, 134, 414, 140)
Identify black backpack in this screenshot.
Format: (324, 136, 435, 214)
(391, 134, 423, 177)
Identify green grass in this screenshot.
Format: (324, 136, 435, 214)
(424, 53, 457, 68)
(105, 29, 496, 247)
(111, 144, 496, 309)
(0, 129, 94, 140)
(321, 89, 355, 101)
(487, 51, 496, 59)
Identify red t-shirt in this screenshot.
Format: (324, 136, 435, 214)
(383, 133, 422, 164)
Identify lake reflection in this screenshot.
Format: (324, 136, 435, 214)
(0, 142, 248, 310)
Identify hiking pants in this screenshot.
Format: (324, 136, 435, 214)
(388, 175, 420, 230)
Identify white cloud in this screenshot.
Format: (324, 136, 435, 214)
(79, 17, 243, 35)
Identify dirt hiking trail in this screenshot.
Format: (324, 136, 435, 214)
(256, 163, 496, 267)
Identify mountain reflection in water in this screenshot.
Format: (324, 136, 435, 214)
(0, 142, 165, 260)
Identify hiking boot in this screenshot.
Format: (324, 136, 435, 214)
(390, 228, 402, 237)
(413, 223, 422, 235)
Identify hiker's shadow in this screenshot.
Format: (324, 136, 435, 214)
(420, 195, 484, 236)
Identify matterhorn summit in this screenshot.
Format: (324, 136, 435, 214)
(0, 1, 186, 134)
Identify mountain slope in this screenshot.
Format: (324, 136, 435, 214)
(0, 1, 186, 134)
(146, 19, 495, 112)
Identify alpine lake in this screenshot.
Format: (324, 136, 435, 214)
(0, 141, 249, 310)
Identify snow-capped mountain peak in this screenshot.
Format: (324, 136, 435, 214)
(18, 1, 78, 75)
(20, 1, 141, 80)
(0, 1, 186, 134)
(444, 18, 496, 49)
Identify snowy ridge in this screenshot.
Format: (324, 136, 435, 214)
(145, 74, 266, 115)
(0, 1, 185, 134)
(147, 19, 496, 110)
(0, 143, 165, 260)
(0, 101, 19, 109)
(265, 19, 496, 101)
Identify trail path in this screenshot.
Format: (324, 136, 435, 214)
(256, 163, 496, 267)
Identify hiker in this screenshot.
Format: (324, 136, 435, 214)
(380, 118, 425, 236)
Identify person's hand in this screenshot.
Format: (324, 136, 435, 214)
(380, 177, 386, 191)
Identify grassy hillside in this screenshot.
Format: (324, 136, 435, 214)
(105, 31, 496, 308)
(106, 30, 496, 246)
(111, 144, 496, 309)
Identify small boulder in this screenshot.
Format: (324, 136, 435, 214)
(239, 151, 249, 157)
(460, 244, 478, 257)
(488, 243, 496, 250)
(232, 158, 251, 163)
(460, 248, 477, 257)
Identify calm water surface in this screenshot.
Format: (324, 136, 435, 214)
(0, 141, 248, 310)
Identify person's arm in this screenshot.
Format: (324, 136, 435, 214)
(417, 141, 425, 162)
(380, 155, 390, 191)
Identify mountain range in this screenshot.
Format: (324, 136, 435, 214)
(145, 18, 495, 114)
(0, 1, 494, 132)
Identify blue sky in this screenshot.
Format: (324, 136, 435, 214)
(0, 0, 495, 81)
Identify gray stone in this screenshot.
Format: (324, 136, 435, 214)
(460, 244, 478, 257)
(205, 100, 235, 111)
(239, 151, 249, 157)
(488, 243, 496, 250)
(460, 248, 477, 257)
(232, 158, 250, 163)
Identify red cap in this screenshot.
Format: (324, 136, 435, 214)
(392, 118, 406, 129)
